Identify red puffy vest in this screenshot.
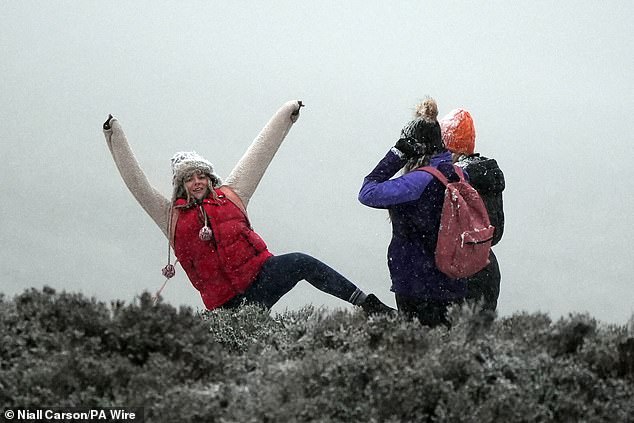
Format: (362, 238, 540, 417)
(172, 188, 272, 309)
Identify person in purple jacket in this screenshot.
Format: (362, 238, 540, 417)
(358, 97, 466, 327)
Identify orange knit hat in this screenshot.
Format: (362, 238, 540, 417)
(439, 108, 476, 155)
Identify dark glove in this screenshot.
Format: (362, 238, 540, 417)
(394, 136, 423, 159)
(103, 114, 114, 130)
(291, 100, 304, 116)
(290, 100, 304, 122)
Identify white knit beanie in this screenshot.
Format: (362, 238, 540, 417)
(170, 151, 223, 200)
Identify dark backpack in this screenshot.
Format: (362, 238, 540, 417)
(459, 155, 505, 245)
(420, 165, 495, 279)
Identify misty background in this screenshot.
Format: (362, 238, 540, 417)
(1, 1, 632, 324)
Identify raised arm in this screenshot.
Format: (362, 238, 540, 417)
(358, 146, 439, 209)
(223, 100, 303, 208)
(102, 116, 171, 237)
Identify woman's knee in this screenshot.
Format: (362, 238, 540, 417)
(280, 252, 319, 267)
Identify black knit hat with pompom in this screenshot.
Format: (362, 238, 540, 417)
(401, 97, 444, 156)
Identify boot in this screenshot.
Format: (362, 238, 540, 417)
(360, 294, 395, 316)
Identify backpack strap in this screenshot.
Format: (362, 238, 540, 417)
(418, 165, 464, 186)
(219, 186, 254, 229)
(220, 186, 249, 218)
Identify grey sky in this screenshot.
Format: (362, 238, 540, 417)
(1, 1, 632, 324)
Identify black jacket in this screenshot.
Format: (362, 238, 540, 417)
(457, 154, 505, 245)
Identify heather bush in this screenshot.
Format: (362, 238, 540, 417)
(1, 287, 633, 422)
(0, 287, 224, 409)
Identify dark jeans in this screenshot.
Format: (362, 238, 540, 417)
(465, 251, 500, 313)
(395, 294, 464, 328)
(221, 253, 358, 310)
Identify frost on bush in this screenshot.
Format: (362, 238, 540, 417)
(2, 287, 634, 421)
(201, 304, 290, 353)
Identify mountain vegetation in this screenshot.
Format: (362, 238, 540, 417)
(1, 287, 633, 422)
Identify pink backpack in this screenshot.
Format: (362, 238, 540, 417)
(420, 165, 495, 278)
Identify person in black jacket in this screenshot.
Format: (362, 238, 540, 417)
(440, 109, 505, 317)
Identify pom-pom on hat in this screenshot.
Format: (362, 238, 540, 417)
(170, 151, 222, 199)
(401, 97, 444, 155)
(439, 109, 476, 155)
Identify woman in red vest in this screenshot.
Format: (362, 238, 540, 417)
(102, 100, 392, 314)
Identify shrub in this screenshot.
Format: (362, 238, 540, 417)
(1, 287, 633, 422)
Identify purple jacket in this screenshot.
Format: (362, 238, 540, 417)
(359, 149, 466, 301)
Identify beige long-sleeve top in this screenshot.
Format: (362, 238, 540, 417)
(103, 100, 302, 239)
